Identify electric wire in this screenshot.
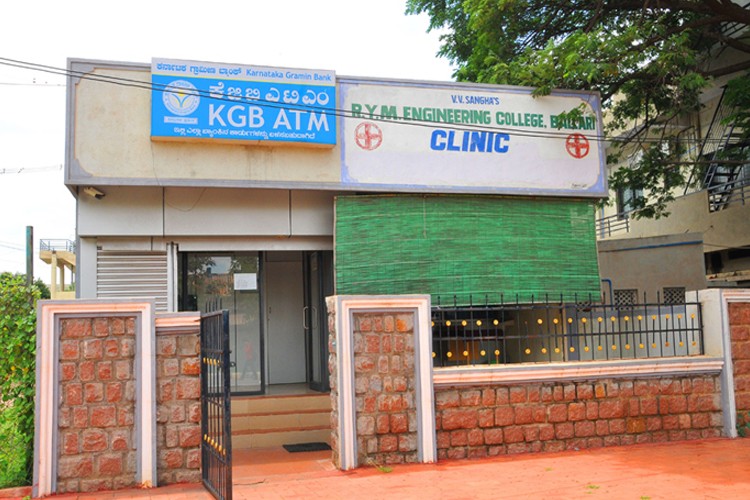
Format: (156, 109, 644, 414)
(0, 165, 63, 175)
(0, 241, 24, 251)
(0, 56, 736, 147)
(0, 56, 591, 141)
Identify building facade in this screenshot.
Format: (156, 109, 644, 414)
(67, 57, 607, 396)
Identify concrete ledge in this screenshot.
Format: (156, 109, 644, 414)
(433, 357, 724, 386)
(155, 312, 201, 335)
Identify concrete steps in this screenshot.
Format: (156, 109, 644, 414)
(231, 393, 332, 449)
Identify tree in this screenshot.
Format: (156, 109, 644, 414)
(407, 0, 750, 217)
(34, 279, 50, 300)
(0, 273, 39, 486)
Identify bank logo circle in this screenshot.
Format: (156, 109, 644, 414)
(163, 80, 200, 116)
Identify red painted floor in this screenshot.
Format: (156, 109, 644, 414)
(17, 438, 750, 499)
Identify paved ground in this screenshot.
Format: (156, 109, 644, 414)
(12, 438, 750, 499)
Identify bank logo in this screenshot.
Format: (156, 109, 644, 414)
(162, 80, 200, 116)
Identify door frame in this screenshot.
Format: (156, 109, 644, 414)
(303, 250, 333, 392)
(178, 251, 266, 396)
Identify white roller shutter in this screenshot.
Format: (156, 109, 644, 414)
(97, 251, 169, 311)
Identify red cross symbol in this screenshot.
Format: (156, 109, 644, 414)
(354, 122, 383, 150)
(565, 133, 590, 159)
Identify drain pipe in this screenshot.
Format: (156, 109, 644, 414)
(601, 278, 613, 303)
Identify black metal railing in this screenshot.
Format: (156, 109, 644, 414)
(596, 213, 631, 238)
(708, 169, 750, 211)
(431, 294, 702, 367)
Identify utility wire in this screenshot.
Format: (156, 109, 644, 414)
(0, 242, 24, 251)
(0, 56, 734, 147)
(0, 81, 65, 87)
(0, 56, 590, 141)
(0, 165, 63, 175)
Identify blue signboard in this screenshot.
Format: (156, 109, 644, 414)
(151, 58, 336, 146)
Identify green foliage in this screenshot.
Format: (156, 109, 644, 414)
(0, 403, 31, 488)
(33, 279, 50, 300)
(724, 75, 750, 142)
(0, 272, 49, 300)
(407, 0, 750, 218)
(0, 273, 39, 487)
(738, 411, 750, 438)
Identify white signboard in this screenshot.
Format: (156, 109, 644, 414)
(341, 81, 607, 197)
(234, 273, 257, 291)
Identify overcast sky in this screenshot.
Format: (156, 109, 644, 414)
(0, 0, 454, 281)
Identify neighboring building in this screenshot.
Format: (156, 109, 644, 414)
(39, 239, 76, 299)
(597, 233, 707, 304)
(597, 19, 750, 295)
(66, 57, 607, 396)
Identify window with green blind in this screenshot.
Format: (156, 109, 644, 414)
(334, 194, 601, 306)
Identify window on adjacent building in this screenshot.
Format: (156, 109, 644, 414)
(614, 289, 638, 307)
(616, 186, 643, 219)
(663, 287, 686, 304)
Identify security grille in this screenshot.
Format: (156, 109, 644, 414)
(663, 287, 686, 305)
(614, 289, 638, 307)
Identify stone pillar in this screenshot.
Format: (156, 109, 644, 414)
(57, 317, 137, 493)
(327, 295, 435, 470)
(700, 288, 750, 436)
(35, 300, 157, 497)
(351, 311, 417, 465)
(730, 302, 750, 414)
(155, 314, 202, 484)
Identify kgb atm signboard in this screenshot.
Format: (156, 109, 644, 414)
(151, 58, 336, 146)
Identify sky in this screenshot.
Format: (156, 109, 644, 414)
(0, 0, 454, 282)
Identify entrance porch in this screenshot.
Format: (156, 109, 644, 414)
(231, 384, 332, 449)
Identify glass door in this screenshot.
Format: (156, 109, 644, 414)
(303, 251, 333, 392)
(179, 252, 264, 394)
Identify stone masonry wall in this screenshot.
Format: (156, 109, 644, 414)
(351, 311, 418, 466)
(155, 326, 202, 485)
(55, 314, 202, 494)
(731, 302, 750, 414)
(327, 304, 419, 468)
(435, 376, 722, 459)
(57, 317, 137, 493)
(327, 301, 340, 467)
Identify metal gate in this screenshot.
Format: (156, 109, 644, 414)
(200, 310, 233, 500)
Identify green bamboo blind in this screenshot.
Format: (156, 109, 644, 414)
(334, 195, 601, 305)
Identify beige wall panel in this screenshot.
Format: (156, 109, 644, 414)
(77, 186, 164, 236)
(163, 187, 290, 236)
(73, 68, 157, 180)
(77, 237, 98, 298)
(78, 185, 336, 240)
(72, 65, 341, 184)
(290, 190, 338, 236)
